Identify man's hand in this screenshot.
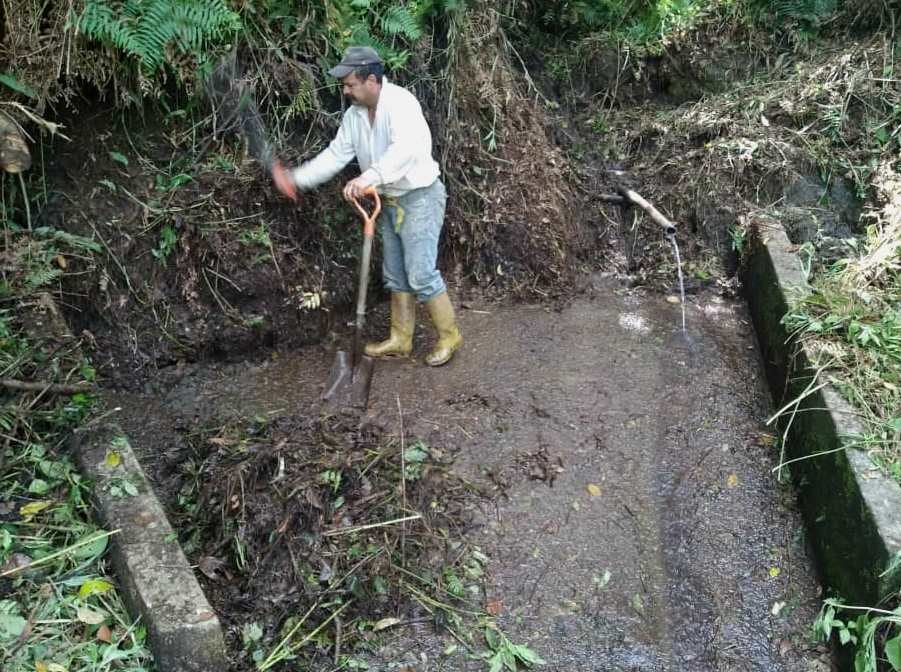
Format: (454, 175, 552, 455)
(343, 174, 375, 201)
(271, 160, 298, 202)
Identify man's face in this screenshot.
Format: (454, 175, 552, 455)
(341, 73, 375, 107)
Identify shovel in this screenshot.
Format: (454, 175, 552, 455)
(322, 187, 382, 408)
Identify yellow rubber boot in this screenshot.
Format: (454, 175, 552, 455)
(425, 292, 462, 366)
(365, 292, 415, 357)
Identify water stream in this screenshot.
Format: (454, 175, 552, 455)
(669, 234, 687, 331)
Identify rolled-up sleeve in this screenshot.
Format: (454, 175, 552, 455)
(292, 113, 356, 190)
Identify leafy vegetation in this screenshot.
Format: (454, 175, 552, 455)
(0, 280, 154, 671)
(814, 597, 901, 672)
(783, 183, 901, 477)
(77, 0, 241, 76)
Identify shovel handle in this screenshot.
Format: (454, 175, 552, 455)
(351, 187, 381, 237)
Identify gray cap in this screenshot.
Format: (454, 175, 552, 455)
(328, 46, 383, 78)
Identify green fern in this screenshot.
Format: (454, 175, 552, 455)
(25, 267, 63, 290)
(78, 0, 241, 75)
(381, 6, 422, 40)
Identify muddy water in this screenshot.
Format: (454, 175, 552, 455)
(110, 277, 831, 672)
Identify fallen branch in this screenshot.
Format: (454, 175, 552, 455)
(1, 378, 94, 394)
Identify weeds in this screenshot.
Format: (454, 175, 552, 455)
(783, 194, 901, 480)
(814, 598, 901, 672)
(0, 304, 154, 672)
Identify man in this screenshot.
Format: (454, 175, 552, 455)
(272, 46, 462, 367)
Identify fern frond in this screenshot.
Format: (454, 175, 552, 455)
(25, 267, 63, 290)
(79, 0, 240, 76)
(381, 6, 422, 40)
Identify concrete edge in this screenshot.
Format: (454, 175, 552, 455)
(70, 423, 229, 672)
(742, 223, 901, 603)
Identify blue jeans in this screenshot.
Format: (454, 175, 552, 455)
(379, 179, 447, 302)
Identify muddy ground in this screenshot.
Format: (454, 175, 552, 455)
(106, 276, 832, 672)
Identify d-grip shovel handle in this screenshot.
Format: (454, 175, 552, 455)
(351, 187, 381, 236)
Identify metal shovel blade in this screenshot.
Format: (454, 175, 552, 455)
(322, 350, 375, 408)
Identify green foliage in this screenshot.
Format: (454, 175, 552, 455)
(530, 0, 711, 46)
(782, 220, 901, 479)
(151, 224, 178, 266)
(484, 626, 546, 672)
(745, 0, 841, 40)
(77, 0, 241, 75)
(814, 598, 901, 672)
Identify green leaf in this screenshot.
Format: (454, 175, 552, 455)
(79, 577, 114, 598)
(488, 652, 504, 672)
(108, 151, 129, 166)
(484, 627, 500, 650)
(72, 534, 109, 561)
(0, 72, 38, 99)
(513, 644, 546, 665)
(404, 442, 429, 463)
(0, 613, 27, 640)
(28, 478, 50, 494)
(885, 634, 901, 670)
(501, 647, 517, 671)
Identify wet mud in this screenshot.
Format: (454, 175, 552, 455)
(108, 277, 832, 671)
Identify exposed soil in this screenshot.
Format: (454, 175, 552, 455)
(24, 23, 871, 672)
(107, 280, 832, 671)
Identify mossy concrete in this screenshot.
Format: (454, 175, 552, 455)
(743, 223, 901, 603)
(72, 423, 228, 672)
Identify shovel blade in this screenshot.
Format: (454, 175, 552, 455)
(322, 350, 351, 402)
(322, 350, 374, 409)
(349, 355, 375, 408)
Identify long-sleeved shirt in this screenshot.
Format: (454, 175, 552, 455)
(291, 78, 440, 198)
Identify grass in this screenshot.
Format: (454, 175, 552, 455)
(783, 209, 901, 480)
(0, 222, 155, 672)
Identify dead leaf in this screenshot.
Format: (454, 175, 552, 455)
(197, 556, 228, 581)
(486, 600, 503, 616)
(77, 607, 106, 625)
(726, 473, 739, 488)
(373, 617, 402, 632)
(0, 552, 32, 574)
(586, 484, 602, 497)
(304, 488, 323, 510)
(778, 638, 793, 657)
(56, 255, 67, 270)
(36, 661, 48, 672)
(96, 624, 113, 643)
(318, 560, 333, 583)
